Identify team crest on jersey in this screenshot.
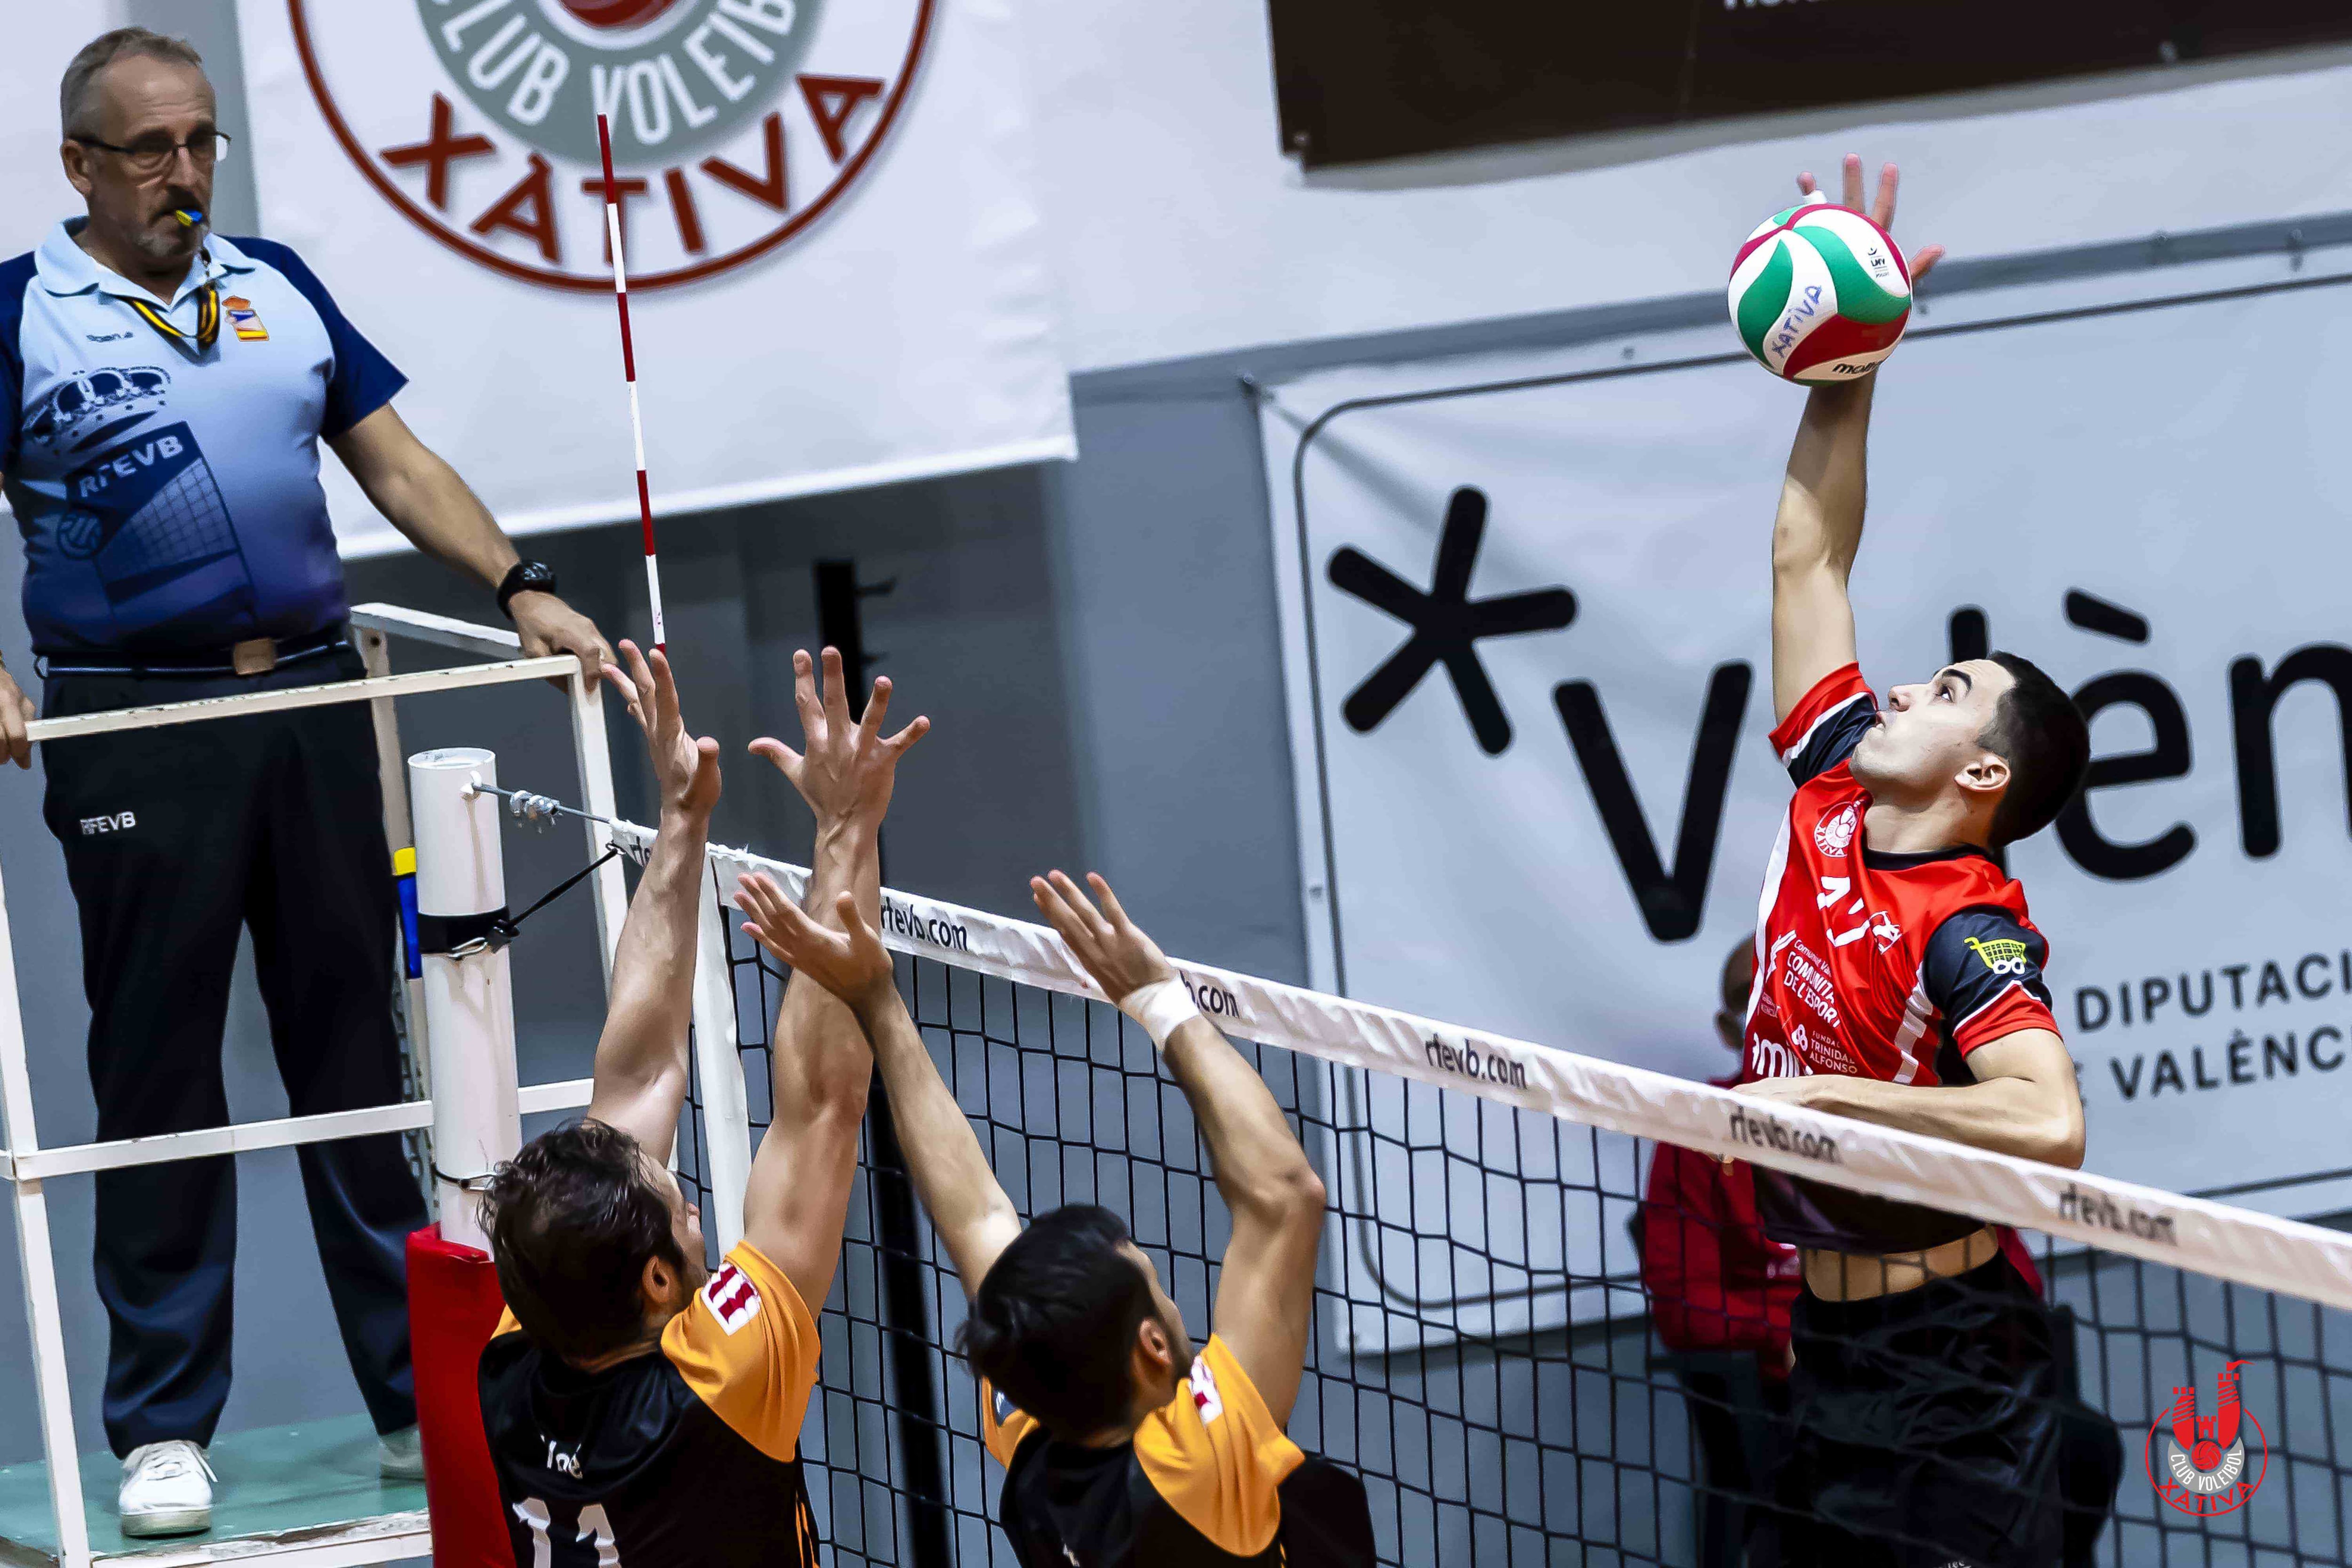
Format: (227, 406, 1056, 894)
(23, 365, 171, 447)
(1813, 803, 1859, 858)
(701, 1262, 762, 1334)
(222, 295, 268, 341)
(1188, 1355, 1225, 1425)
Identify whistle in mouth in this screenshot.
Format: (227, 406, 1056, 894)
(172, 207, 204, 228)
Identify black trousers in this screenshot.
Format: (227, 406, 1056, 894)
(1749, 1257, 2065, 1568)
(41, 647, 426, 1455)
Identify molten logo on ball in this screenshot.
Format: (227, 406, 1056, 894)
(2146, 1360, 2266, 1517)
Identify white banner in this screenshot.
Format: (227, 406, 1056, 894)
(234, 0, 1073, 557)
(1262, 252, 2352, 1252)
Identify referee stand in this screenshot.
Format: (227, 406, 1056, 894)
(0, 605, 627, 1568)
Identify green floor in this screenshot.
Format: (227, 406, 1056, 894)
(0, 1416, 424, 1561)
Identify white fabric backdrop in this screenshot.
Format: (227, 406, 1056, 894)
(1264, 250, 2352, 1264)
(232, 0, 1073, 557)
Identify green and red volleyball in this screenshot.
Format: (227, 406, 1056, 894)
(1728, 195, 1914, 383)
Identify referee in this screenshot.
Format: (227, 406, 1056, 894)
(0, 30, 614, 1537)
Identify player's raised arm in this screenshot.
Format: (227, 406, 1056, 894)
(734, 883, 1022, 1296)
(582, 641, 722, 1162)
(1768, 157, 1946, 725)
(1030, 873, 1327, 1427)
(730, 651, 930, 1313)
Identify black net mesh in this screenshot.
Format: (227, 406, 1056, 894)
(669, 901, 2352, 1567)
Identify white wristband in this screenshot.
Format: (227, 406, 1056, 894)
(1116, 978, 1201, 1048)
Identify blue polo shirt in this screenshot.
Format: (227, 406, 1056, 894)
(0, 221, 405, 655)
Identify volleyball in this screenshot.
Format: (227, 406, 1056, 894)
(1728, 194, 1914, 383)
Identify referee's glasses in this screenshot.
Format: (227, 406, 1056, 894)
(72, 131, 231, 178)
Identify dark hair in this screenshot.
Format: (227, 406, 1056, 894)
(1718, 938, 1756, 1014)
(1980, 651, 2090, 846)
(481, 1119, 685, 1362)
(62, 29, 206, 139)
(958, 1205, 1156, 1439)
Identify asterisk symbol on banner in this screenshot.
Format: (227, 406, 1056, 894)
(1327, 486, 1577, 756)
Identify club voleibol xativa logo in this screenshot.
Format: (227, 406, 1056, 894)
(290, 0, 933, 290)
(2146, 1360, 2266, 1518)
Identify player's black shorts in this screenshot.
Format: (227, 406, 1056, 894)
(1749, 1255, 2064, 1568)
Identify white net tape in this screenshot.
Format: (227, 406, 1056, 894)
(595, 819, 2352, 1313)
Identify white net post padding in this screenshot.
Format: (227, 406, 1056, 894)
(410, 748, 524, 1252)
(690, 861, 752, 1256)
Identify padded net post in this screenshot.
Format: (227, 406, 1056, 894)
(408, 745, 522, 1252)
(407, 1225, 511, 1567)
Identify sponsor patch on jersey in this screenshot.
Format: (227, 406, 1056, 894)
(1790, 1021, 1859, 1075)
(1813, 803, 1859, 857)
(1189, 1354, 1225, 1425)
(701, 1262, 763, 1335)
(1966, 935, 2031, 975)
(222, 295, 267, 341)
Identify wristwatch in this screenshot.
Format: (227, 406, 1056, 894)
(497, 559, 558, 619)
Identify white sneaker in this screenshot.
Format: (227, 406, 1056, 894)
(377, 1425, 425, 1481)
(119, 1440, 214, 1537)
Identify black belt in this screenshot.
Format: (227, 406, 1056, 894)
(40, 624, 351, 678)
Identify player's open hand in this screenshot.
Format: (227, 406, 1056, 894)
(1797, 154, 1944, 286)
(1031, 871, 1175, 1003)
(733, 875, 896, 1012)
(607, 640, 719, 821)
(750, 648, 929, 833)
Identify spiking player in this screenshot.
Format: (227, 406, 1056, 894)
(1731, 157, 2093, 1568)
(735, 868, 1377, 1567)
(474, 642, 925, 1567)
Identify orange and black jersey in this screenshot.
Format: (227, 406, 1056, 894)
(479, 1242, 821, 1568)
(982, 1336, 1376, 1568)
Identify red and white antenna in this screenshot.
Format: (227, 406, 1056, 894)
(595, 113, 665, 651)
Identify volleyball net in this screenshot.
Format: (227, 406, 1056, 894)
(620, 825, 2352, 1568)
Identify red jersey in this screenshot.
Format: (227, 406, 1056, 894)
(1740, 665, 2062, 1255)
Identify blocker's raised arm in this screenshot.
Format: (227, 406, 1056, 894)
(731, 651, 930, 1312)
(737, 883, 1023, 1296)
(1030, 872, 1328, 1427)
(583, 641, 721, 1163)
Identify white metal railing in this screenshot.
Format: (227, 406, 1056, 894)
(0, 605, 634, 1568)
